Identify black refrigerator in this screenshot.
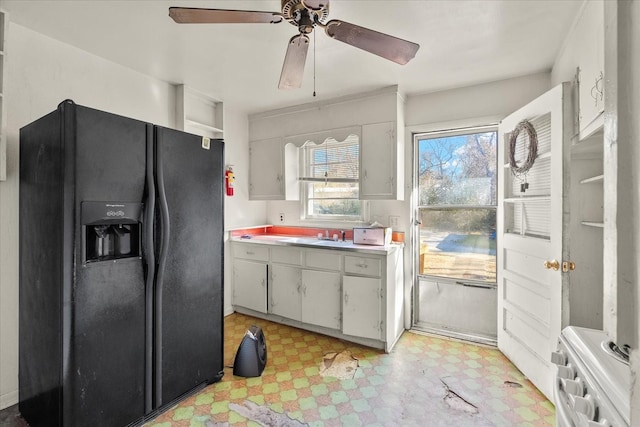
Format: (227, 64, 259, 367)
(19, 100, 225, 427)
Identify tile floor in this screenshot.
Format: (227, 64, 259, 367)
(144, 313, 555, 426)
(0, 313, 554, 426)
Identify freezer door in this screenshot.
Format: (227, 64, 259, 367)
(69, 104, 150, 426)
(154, 127, 224, 408)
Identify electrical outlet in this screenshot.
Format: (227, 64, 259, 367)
(279, 213, 285, 222)
(389, 216, 400, 229)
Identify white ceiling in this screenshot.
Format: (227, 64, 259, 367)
(2, 0, 582, 114)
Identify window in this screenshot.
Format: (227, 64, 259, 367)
(300, 134, 363, 221)
(416, 127, 497, 283)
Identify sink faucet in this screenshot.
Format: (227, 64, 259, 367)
(325, 229, 329, 239)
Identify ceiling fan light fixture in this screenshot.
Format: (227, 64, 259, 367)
(169, 0, 420, 89)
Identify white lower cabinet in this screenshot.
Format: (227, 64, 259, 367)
(343, 276, 382, 340)
(233, 259, 268, 313)
(270, 264, 301, 321)
(231, 240, 403, 351)
(301, 270, 341, 330)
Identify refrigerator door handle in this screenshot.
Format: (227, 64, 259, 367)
(144, 124, 156, 414)
(153, 129, 171, 408)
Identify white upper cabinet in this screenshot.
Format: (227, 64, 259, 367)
(575, 0, 604, 139)
(248, 86, 405, 201)
(249, 137, 283, 200)
(249, 138, 299, 200)
(360, 121, 403, 200)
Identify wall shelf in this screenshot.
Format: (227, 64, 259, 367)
(175, 84, 223, 139)
(185, 119, 223, 135)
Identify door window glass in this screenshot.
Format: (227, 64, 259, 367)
(417, 128, 497, 283)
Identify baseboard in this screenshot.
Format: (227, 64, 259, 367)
(0, 389, 18, 411)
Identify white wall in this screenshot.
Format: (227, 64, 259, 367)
(223, 106, 267, 315)
(0, 22, 261, 409)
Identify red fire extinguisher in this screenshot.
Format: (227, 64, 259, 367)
(225, 165, 235, 196)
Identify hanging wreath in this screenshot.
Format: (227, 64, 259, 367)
(508, 120, 538, 176)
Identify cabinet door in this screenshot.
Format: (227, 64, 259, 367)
(343, 276, 382, 340)
(233, 259, 267, 313)
(249, 137, 283, 200)
(361, 122, 399, 200)
(270, 264, 301, 321)
(301, 270, 341, 330)
(577, 0, 604, 137)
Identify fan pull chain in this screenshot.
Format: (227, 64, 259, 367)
(313, 30, 316, 97)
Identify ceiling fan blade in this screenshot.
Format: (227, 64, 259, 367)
(279, 34, 310, 89)
(324, 20, 419, 65)
(169, 7, 283, 24)
(301, 0, 329, 11)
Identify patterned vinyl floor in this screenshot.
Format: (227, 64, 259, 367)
(145, 313, 555, 427)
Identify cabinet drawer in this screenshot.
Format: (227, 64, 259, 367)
(233, 243, 269, 262)
(305, 250, 341, 271)
(271, 246, 303, 266)
(344, 256, 382, 277)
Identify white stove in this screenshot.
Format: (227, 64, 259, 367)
(553, 326, 630, 427)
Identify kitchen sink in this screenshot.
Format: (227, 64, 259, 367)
(276, 237, 353, 247)
(309, 239, 352, 247)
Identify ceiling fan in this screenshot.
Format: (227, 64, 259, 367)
(169, 0, 420, 89)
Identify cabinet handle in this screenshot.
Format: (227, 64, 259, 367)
(261, 278, 266, 288)
(356, 263, 368, 269)
(544, 259, 560, 271)
(302, 284, 307, 296)
(344, 292, 349, 304)
(246, 251, 255, 255)
(363, 170, 368, 180)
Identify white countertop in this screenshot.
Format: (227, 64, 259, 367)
(230, 234, 403, 255)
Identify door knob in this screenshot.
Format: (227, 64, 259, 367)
(562, 261, 576, 272)
(544, 260, 560, 271)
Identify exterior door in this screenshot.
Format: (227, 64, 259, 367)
(497, 83, 571, 400)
